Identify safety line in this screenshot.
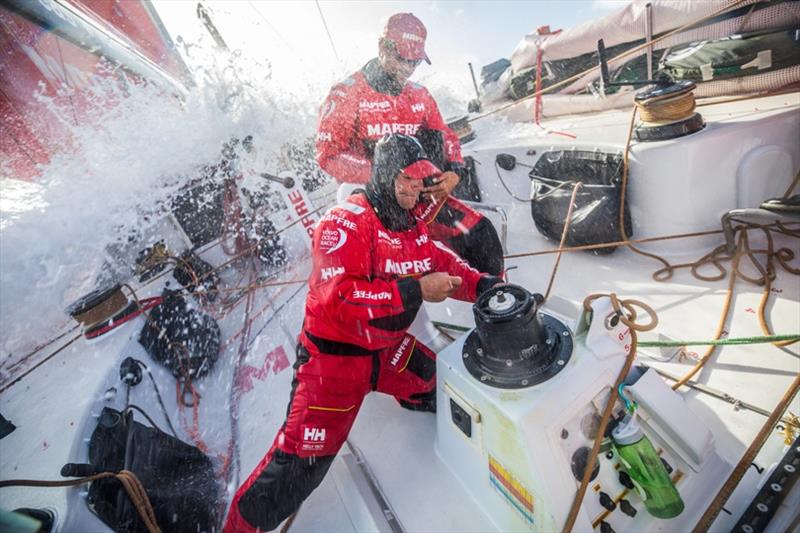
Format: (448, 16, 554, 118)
(639, 334, 800, 347)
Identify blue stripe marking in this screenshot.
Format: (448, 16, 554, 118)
(489, 475, 534, 524)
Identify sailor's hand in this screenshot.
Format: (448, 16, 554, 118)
(419, 272, 462, 302)
(422, 171, 460, 203)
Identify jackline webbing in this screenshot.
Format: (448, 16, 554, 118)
(638, 334, 800, 347)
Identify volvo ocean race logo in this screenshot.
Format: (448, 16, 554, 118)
(320, 228, 348, 255)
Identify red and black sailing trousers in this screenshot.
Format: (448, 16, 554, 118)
(223, 330, 437, 532)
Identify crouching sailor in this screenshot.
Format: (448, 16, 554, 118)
(224, 134, 503, 532)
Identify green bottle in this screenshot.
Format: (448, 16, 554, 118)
(612, 415, 685, 519)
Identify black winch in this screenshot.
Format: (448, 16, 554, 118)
(633, 81, 705, 142)
(596, 39, 704, 142)
(462, 284, 572, 388)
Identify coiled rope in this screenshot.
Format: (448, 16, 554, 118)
(0, 471, 161, 533)
(635, 89, 697, 124)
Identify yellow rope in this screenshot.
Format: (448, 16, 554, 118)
(635, 91, 696, 124)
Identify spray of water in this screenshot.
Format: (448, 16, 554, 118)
(0, 37, 323, 365)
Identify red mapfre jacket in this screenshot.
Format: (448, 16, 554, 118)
(315, 63, 463, 186)
(302, 194, 490, 352)
(315, 60, 482, 240)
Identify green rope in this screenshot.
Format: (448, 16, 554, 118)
(431, 320, 799, 348)
(431, 321, 799, 348)
(638, 334, 800, 347)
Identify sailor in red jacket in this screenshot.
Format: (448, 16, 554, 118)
(224, 135, 502, 532)
(316, 12, 504, 276)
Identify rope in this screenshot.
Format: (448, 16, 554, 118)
(469, 0, 751, 123)
(782, 169, 800, 198)
(2, 324, 79, 374)
(635, 90, 696, 124)
(504, 227, 728, 259)
(692, 373, 800, 532)
(670, 220, 800, 389)
(0, 471, 161, 533)
(671, 231, 743, 390)
(638, 334, 800, 347)
(543, 182, 583, 303)
(562, 293, 657, 533)
(0, 332, 82, 395)
(754, 224, 800, 348)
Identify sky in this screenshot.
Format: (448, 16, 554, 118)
(153, 0, 628, 105)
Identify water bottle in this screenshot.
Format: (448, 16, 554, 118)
(612, 415, 685, 519)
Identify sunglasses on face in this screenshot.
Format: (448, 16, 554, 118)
(386, 42, 422, 67)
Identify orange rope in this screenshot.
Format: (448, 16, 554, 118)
(543, 182, 583, 302)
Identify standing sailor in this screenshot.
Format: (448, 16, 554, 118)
(316, 12, 504, 276)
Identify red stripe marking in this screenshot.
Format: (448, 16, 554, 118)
(489, 463, 533, 511)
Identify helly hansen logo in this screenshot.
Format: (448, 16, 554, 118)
(317, 131, 332, 142)
(415, 234, 428, 246)
(411, 103, 425, 113)
(384, 257, 432, 275)
(367, 123, 421, 136)
(402, 32, 424, 43)
(304, 427, 326, 442)
(321, 266, 344, 281)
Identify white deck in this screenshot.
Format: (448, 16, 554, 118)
(1, 93, 799, 532)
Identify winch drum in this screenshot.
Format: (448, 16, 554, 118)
(463, 284, 572, 389)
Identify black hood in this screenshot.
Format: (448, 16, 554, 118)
(366, 134, 433, 231)
(361, 58, 405, 96)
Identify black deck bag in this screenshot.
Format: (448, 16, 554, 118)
(171, 178, 225, 249)
(529, 150, 632, 253)
(139, 290, 220, 379)
(78, 407, 219, 532)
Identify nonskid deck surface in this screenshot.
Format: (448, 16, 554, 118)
(1, 94, 798, 532)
